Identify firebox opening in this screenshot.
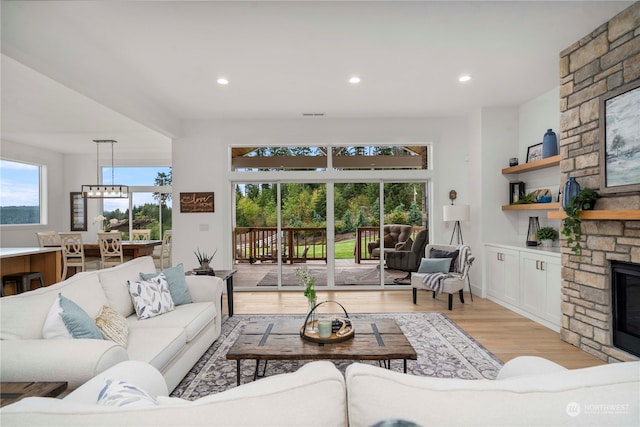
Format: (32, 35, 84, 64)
(612, 261, 640, 358)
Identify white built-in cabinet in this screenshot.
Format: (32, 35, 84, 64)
(484, 243, 561, 332)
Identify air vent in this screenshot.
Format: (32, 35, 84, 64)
(302, 113, 325, 117)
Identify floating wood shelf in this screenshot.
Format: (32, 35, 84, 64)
(502, 155, 561, 175)
(502, 203, 561, 211)
(547, 210, 640, 220)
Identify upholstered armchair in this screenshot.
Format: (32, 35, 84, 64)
(411, 244, 475, 310)
(385, 229, 429, 281)
(367, 224, 414, 258)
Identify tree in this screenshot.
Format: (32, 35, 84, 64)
(408, 200, 422, 225)
(152, 170, 172, 206)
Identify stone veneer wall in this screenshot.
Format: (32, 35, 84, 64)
(558, 2, 640, 363)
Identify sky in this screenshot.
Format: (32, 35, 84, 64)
(0, 161, 171, 210)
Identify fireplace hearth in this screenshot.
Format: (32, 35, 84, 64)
(612, 261, 640, 358)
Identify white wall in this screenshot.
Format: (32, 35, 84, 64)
(172, 117, 472, 273)
(0, 139, 65, 246)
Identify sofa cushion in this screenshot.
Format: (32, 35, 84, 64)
(128, 302, 216, 342)
(125, 327, 186, 371)
(58, 294, 104, 340)
(95, 305, 129, 347)
(42, 293, 73, 339)
(140, 264, 192, 306)
(99, 257, 157, 318)
(128, 276, 175, 320)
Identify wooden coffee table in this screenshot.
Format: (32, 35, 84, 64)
(226, 318, 417, 385)
(1, 381, 68, 407)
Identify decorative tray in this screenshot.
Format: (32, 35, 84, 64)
(300, 300, 355, 344)
(192, 268, 215, 276)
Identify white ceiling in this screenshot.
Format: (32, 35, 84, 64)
(0, 1, 634, 154)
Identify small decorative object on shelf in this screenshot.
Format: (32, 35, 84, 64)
(509, 157, 519, 167)
(536, 227, 559, 248)
(562, 177, 580, 210)
(562, 188, 601, 255)
(509, 182, 525, 204)
(194, 248, 217, 272)
(300, 300, 355, 344)
(535, 189, 552, 203)
(296, 267, 317, 333)
(526, 216, 541, 246)
(542, 128, 558, 158)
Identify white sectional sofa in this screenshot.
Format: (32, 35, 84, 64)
(2, 357, 638, 426)
(0, 256, 224, 392)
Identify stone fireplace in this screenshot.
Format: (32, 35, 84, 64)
(559, 3, 640, 363)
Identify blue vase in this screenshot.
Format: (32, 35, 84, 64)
(562, 177, 580, 210)
(542, 128, 558, 158)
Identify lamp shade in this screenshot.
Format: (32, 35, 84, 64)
(443, 204, 470, 222)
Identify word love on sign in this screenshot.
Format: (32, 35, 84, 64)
(180, 192, 214, 213)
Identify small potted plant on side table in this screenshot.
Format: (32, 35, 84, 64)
(536, 227, 559, 248)
(194, 248, 217, 275)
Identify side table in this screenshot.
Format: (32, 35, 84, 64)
(187, 269, 236, 317)
(1, 381, 68, 407)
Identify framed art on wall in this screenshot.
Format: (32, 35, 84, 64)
(526, 143, 543, 163)
(180, 192, 215, 213)
(600, 80, 640, 195)
(70, 192, 87, 231)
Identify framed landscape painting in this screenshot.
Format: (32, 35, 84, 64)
(600, 81, 640, 194)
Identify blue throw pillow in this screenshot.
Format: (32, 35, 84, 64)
(417, 258, 452, 274)
(140, 263, 192, 306)
(58, 294, 104, 340)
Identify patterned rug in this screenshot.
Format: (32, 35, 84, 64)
(257, 267, 406, 286)
(171, 312, 503, 400)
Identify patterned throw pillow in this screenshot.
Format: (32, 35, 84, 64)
(139, 264, 192, 306)
(95, 305, 129, 347)
(97, 379, 157, 407)
(127, 276, 175, 320)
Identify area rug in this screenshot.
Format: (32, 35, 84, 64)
(171, 312, 503, 400)
(257, 267, 406, 286)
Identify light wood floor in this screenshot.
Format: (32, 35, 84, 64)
(224, 290, 605, 369)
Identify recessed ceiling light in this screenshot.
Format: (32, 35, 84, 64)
(458, 75, 471, 83)
(349, 76, 361, 84)
(217, 78, 229, 85)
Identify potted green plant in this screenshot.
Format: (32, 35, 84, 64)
(536, 227, 559, 248)
(194, 248, 217, 270)
(562, 188, 600, 255)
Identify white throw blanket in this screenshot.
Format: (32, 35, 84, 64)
(421, 245, 471, 294)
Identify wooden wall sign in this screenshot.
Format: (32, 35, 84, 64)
(180, 192, 214, 213)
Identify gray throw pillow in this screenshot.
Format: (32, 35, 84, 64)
(140, 263, 192, 306)
(429, 248, 459, 272)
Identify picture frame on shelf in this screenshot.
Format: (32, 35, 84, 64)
(526, 143, 543, 163)
(599, 80, 640, 195)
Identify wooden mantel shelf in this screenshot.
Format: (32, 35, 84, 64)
(548, 210, 640, 220)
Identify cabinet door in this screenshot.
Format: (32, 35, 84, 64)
(520, 252, 545, 315)
(485, 246, 519, 305)
(485, 246, 505, 299)
(540, 254, 561, 325)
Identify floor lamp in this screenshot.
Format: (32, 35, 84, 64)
(443, 204, 470, 245)
(442, 202, 473, 301)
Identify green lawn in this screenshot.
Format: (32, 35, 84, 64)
(334, 239, 356, 259)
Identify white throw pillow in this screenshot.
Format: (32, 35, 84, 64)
(127, 276, 175, 319)
(97, 379, 157, 407)
(42, 294, 72, 339)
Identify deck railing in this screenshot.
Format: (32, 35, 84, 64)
(234, 227, 327, 263)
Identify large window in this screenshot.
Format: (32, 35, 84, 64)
(0, 159, 43, 225)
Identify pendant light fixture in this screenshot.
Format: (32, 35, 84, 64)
(81, 140, 129, 198)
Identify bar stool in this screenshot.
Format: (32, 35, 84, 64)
(1, 272, 44, 297)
